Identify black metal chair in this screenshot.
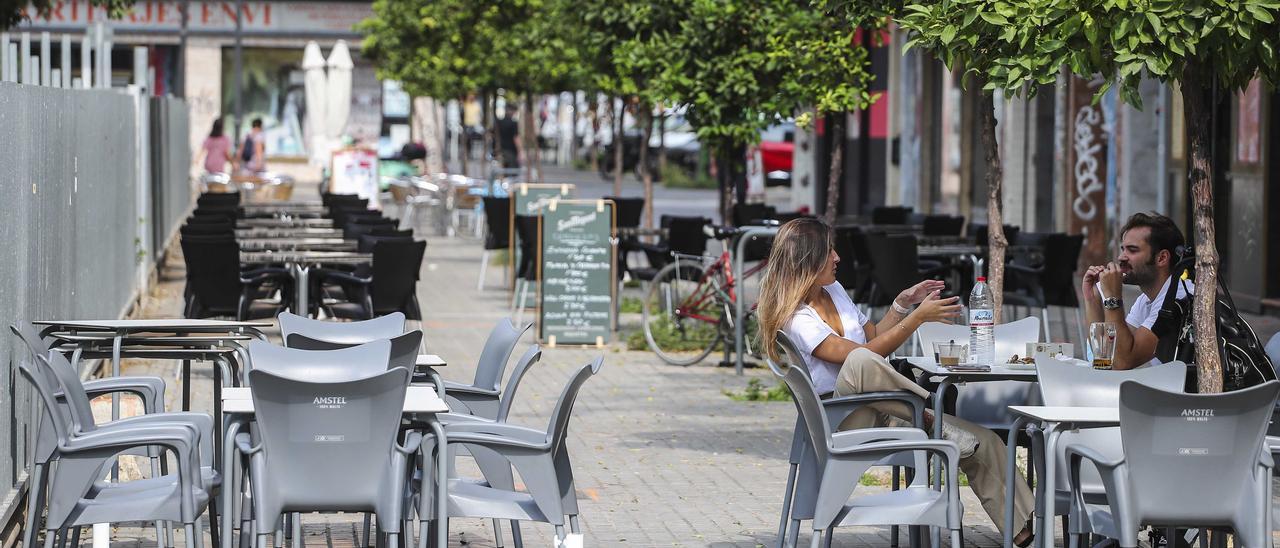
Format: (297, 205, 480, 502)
(479, 197, 511, 292)
(510, 214, 541, 326)
(922, 215, 965, 237)
(862, 233, 960, 308)
(197, 193, 240, 208)
(180, 222, 235, 236)
(605, 196, 646, 279)
(834, 226, 872, 301)
(179, 237, 290, 319)
(357, 232, 414, 253)
(319, 239, 427, 320)
(631, 215, 711, 282)
(871, 206, 913, 225)
(731, 203, 777, 227)
(1004, 232, 1085, 344)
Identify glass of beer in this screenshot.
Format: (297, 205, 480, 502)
(1088, 322, 1117, 370)
(934, 341, 968, 366)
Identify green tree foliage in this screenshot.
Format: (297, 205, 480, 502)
(637, 0, 876, 218)
(887, 0, 1065, 321)
(1033, 0, 1279, 393)
(2, 1, 135, 31)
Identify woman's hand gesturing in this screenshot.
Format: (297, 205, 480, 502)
(911, 290, 963, 324)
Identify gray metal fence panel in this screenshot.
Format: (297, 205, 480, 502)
(0, 82, 140, 511)
(151, 96, 192, 257)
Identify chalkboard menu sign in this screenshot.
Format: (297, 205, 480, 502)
(537, 199, 615, 347)
(510, 183, 575, 292)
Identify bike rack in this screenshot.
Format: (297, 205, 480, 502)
(732, 225, 780, 375)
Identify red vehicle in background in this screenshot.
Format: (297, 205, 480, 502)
(759, 122, 795, 186)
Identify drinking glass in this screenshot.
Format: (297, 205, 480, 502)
(933, 341, 968, 366)
(1088, 322, 1117, 370)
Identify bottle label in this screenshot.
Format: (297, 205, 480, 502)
(970, 309, 994, 327)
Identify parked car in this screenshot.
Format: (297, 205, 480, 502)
(759, 122, 795, 187)
(599, 111, 702, 178)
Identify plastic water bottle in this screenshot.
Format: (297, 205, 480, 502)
(969, 276, 995, 365)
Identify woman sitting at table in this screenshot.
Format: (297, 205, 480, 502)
(758, 217, 1035, 544)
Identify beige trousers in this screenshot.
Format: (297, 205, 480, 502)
(833, 348, 1035, 535)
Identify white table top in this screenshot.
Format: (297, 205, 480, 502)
(222, 385, 449, 414)
(1008, 405, 1119, 425)
(417, 354, 446, 367)
(35, 319, 273, 331)
(906, 357, 1040, 380)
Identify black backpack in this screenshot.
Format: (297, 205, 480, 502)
(1151, 249, 1276, 392)
(241, 135, 255, 164)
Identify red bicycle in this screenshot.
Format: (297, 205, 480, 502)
(642, 225, 768, 366)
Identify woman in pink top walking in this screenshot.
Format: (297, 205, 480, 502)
(198, 118, 234, 174)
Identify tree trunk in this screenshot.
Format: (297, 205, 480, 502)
(717, 147, 733, 224)
(614, 96, 625, 196)
(978, 91, 1007, 324)
(731, 142, 748, 212)
(1181, 61, 1223, 394)
(823, 115, 845, 224)
(639, 105, 655, 229)
(458, 96, 470, 176)
(570, 91, 580, 165)
(524, 94, 536, 183)
(589, 97, 599, 173)
(484, 91, 496, 178)
(657, 104, 668, 181)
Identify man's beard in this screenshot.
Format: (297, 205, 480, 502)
(1122, 258, 1157, 286)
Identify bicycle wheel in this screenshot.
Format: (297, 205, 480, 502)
(642, 259, 723, 366)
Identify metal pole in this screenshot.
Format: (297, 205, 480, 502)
(19, 32, 30, 84)
(102, 40, 112, 88)
(233, 0, 244, 142)
(80, 33, 91, 89)
(1156, 84, 1169, 214)
(8, 44, 18, 82)
(94, 22, 104, 88)
(133, 46, 147, 91)
(60, 34, 71, 88)
(0, 33, 7, 83)
(177, 0, 189, 97)
(28, 55, 38, 85)
(39, 32, 50, 87)
(733, 225, 780, 374)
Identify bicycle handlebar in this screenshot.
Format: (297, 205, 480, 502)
(702, 222, 780, 241)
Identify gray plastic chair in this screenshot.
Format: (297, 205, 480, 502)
(917, 317, 1042, 432)
(286, 331, 424, 375)
(1034, 355, 1188, 524)
(427, 345, 544, 547)
(770, 336, 963, 548)
(239, 367, 418, 548)
(444, 318, 532, 419)
(17, 352, 215, 548)
(1065, 380, 1280, 548)
(245, 339, 393, 382)
(769, 331, 926, 548)
(276, 311, 406, 343)
(417, 357, 603, 548)
(10, 323, 203, 548)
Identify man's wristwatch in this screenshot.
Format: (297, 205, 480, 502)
(1102, 296, 1123, 310)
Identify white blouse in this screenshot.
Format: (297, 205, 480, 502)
(782, 282, 869, 394)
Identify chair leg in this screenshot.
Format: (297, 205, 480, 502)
(511, 521, 524, 548)
(491, 519, 505, 548)
(950, 528, 962, 548)
(568, 515, 580, 535)
(776, 463, 798, 548)
(479, 251, 490, 292)
(209, 498, 222, 548)
(823, 527, 834, 548)
(23, 463, 46, 548)
(809, 529, 821, 548)
(362, 514, 373, 548)
(43, 528, 56, 548)
(786, 519, 801, 548)
(291, 513, 302, 548)
(890, 466, 901, 548)
(69, 526, 81, 548)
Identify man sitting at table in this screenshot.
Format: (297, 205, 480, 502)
(1081, 212, 1192, 370)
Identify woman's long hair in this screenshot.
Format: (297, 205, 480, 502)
(757, 217, 835, 362)
(209, 118, 224, 138)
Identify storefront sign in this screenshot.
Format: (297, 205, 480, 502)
(19, 1, 371, 36)
(1065, 75, 1110, 269)
(538, 200, 615, 347)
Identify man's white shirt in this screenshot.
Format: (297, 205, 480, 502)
(1098, 276, 1194, 367)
